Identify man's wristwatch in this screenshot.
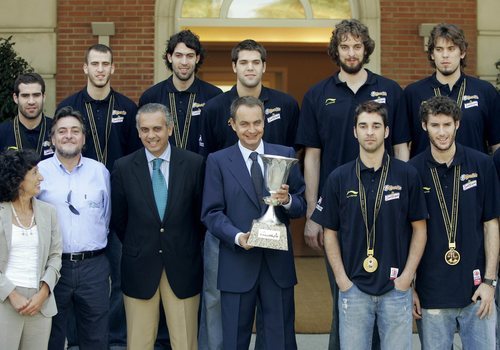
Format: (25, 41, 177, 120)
(483, 278, 497, 288)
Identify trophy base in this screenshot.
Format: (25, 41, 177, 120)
(248, 220, 288, 251)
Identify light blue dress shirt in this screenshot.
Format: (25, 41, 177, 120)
(38, 153, 111, 253)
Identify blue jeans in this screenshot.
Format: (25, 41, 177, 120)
(420, 301, 496, 350)
(325, 258, 380, 350)
(338, 284, 412, 350)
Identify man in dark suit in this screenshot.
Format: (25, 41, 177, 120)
(110, 103, 204, 350)
(202, 96, 306, 349)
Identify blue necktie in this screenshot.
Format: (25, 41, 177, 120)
(250, 152, 264, 201)
(152, 158, 167, 221)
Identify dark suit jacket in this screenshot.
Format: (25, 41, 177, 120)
(201, 142, 306, 293)
(111, 146, 204, 300)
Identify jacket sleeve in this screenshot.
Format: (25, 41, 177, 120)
(201, 154, 241, 249)
(40, 205, 62, 293)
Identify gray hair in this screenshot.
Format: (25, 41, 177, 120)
(136, 103, 173, 129)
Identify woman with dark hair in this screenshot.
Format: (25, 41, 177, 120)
(0, 148, 62, 350)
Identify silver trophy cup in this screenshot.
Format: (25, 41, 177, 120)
(248, 154, 298, 251)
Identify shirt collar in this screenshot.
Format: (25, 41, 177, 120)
(166, 76, 198, 94)
(359, 152, 389, 173)
(145, 142, 171, 164)
(52, 152, 84, 173)
(83, 87, 113, 103)
(18, 115, 46, 132)
(424, 143, 465, 168)
(238, 140, 265, 161)
(333, 69, 375, 86)
(429, 72, 465, 89)
(229, 85, 269, 102)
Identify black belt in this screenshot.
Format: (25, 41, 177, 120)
(62, 248, 106, 262)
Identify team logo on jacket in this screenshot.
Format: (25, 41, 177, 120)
(370, 91, 387, 104)
(463, 95, 479, 109)
(346, 190, 358, 198)
(112, 109, 127, 123)
(325, 98, 336, 105)
(383, 184, 401, 201)
(265, 107, 281, 123)
(461, 172, 478, 191)
(460, 172, 478, 181)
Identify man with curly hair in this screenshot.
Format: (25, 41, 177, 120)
(295, 19, 411, 350)
(409, 96, 499, 349)
(139, 30, 222, 153)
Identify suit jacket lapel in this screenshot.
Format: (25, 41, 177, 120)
(132, 150, 162, 223)
(0, 203, 13, 250)
(226, 145, 261, 210)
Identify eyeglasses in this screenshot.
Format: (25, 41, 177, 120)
(65, 190, 80, 215)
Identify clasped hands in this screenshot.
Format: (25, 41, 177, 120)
(8, 282, 49, 316)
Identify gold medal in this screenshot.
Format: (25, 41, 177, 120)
(356, 156, 390, 276)
(444, 248, 460, 265)
(430, 166, 461, 268)
(363, 255, 378, 273)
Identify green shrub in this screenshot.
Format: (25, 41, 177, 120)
(0, 36, 33, 123)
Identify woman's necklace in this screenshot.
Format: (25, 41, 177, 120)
(12, 205, 35, 236)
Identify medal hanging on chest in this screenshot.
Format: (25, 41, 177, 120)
(430, 165, 461, 266)
(356, 156, 390, 273)
(363, 249, 378, 273)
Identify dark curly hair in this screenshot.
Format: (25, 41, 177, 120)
(0, 148, 40, 202)
(420, 96, 462, 124)
(163, 30, 205, 73)
(328, 19, 375, 66)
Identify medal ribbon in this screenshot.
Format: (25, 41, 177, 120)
(85, 94, 114, 165)
(430, 165, 461, 250)
(168, 92, 195, 150)
(356, 155, 390, 258)
(433, 78, 467, 109)
(13, 116, 47, 156)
